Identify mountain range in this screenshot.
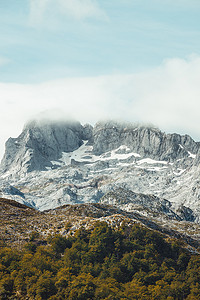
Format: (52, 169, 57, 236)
(1, 118, 200, 230)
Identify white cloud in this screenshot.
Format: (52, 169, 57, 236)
(1, 55, 200, 160)
(29, 0, 107, 26)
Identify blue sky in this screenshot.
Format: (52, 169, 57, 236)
(1, 0, 200, 82)
(1, 0, 200, 159)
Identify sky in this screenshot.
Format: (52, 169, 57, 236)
(1, 0, 200, 159)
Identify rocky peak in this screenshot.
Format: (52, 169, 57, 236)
(82, 123, 93, 143)
(0, 119, 84, 175)
(0, 118, 199, 179)
(92, 121, 199, 161)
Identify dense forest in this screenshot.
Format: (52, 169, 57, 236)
(0, 221, 200, 299)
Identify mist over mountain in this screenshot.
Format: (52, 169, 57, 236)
(1, 118, 199, 174)
(0, 117, 200, 226)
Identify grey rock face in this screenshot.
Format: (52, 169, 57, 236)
(1, 119, 198, 176)
(1, 118, 200, 224)
(0, 119, 84, 174)
(0, 183, 25, 199)
(100, 187, 182, 220)
(175, 205, 195, 222)
(93, 121, 199, 161)
(82, 124, 93, 142)
(193, 147, 200, 165)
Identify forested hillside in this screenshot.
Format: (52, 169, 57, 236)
(1, 221, 200, 299)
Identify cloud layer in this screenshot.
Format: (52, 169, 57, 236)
(1, 55, 200, 160)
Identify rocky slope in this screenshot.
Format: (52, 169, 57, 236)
(1, 198, 200, 251)
(1, 119, 200, 224)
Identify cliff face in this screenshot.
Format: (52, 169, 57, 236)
(92, 121, 199, 161)
(1, 119, 199, 175)
(0, 119, 86, 174)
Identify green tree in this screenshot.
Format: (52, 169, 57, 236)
(35, 271, 57, 299)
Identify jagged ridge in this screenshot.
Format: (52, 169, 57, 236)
(0, 118, 200, 225)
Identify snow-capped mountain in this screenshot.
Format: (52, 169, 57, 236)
(1, 119, 200, 223)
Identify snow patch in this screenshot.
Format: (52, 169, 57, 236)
(188, 151, 196, 159)
(138, 158, 168, 165)
(173, 169, 186, 176)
